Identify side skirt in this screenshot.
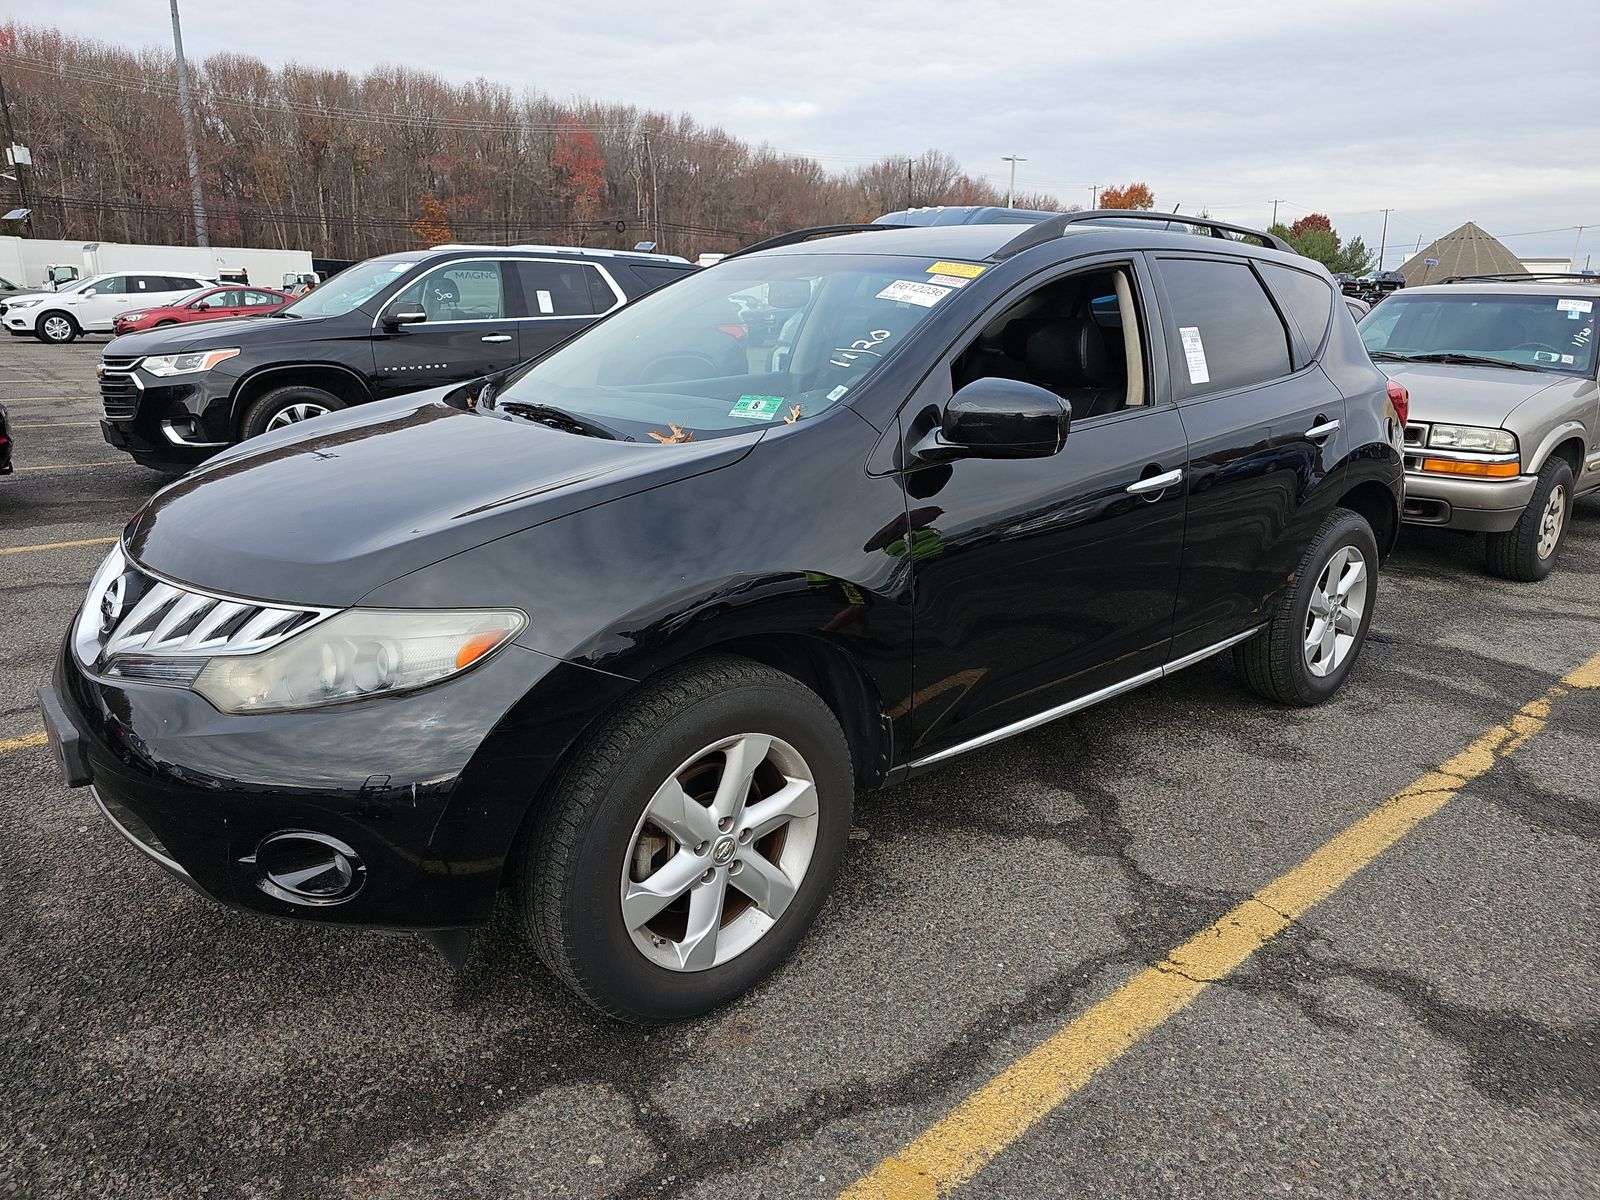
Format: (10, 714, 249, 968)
(904, 626, 1264, 773)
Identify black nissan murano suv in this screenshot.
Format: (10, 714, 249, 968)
(42, 213, 1406, 1022)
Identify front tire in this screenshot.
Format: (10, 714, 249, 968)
(1485, 458, 1572, 582)
(36, 312, 78, 343)
(1236, 507, 1379, 706)
(240, 385, 345, 440)
(514, 656, 853, 1023)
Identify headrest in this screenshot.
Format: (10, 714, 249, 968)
(1026, 317, 1108, 387)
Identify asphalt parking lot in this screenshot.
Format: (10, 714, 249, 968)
(2, 336, 1597, 1199)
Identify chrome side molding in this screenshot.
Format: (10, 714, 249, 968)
(908, 626, 1264, 769)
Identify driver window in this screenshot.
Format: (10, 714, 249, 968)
(950, 266, 1147, 420)
(390, 262, 506, 323)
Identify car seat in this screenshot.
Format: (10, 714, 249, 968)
(1024, 318, 1125, 417)
(424, 281, 465, 322)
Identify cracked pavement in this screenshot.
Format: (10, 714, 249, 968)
(2, 339, 1597, 1198)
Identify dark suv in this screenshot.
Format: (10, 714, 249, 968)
(95, 245, 701, 471)
(44, 212, 1404, 1022)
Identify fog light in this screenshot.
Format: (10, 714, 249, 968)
(241, 831, 366, 906)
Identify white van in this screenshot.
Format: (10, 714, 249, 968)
(1, 270, 216, 343)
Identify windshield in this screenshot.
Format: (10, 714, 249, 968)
(1361, 292, 1597, 376)
(495, 252, 968, 441)
(279, 257, 418, 318)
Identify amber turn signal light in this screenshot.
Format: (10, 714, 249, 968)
(1420, 458, 1519, 478)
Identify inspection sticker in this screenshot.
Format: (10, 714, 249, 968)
(729, 395, 785, 420)
(1557, 298, 1593, 313)
(927, 261, 986, 278)
(1179, 326, 1210, 385)
(928, 274, 970, 288)
(827, 385, 850, 401)
(877, 279, 951, 307)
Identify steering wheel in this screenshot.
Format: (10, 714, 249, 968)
(1511, 341, 1561, 354)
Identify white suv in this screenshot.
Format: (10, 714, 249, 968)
(2, 272, 215, 344)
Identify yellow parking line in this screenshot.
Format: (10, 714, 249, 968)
(0, 732, 46, 755)
(0, 536, 117, 555)
(12, 462, 122, 472)
(840, 651, 1600, 1200)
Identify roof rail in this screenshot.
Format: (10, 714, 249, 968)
(428, 242, 691, 264)
(995, 210, 1293, 259)
(726, 224, 903, 259)
(1440, 272, 1600, 285)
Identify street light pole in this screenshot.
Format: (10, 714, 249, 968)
(1570, 225, 1586, 271)
(1377, 208, 1393, 271)
(169, 0, 210, 248)
(1001, 155, 1026, 207)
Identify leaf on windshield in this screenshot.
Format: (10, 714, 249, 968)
(784, 405, 802, 425)
(647, 422, 694, 444)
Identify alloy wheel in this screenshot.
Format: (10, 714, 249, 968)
(42, 315, 73, 342)
(620, 733, 819, 972)
(1303, 545, 1367, 678)
(1536, 484, 1566, 560)
(264, 402, 331, 430)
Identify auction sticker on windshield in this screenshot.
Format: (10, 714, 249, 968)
(877, 280, 951, 307)
(926, 261, 986, 278)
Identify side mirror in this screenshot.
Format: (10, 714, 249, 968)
(193, 302, 209, 311)
(383, 309, 428, 328)
(913, 378, 1071, 463)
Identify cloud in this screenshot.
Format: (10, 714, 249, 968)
(32, 0, 1600, 263)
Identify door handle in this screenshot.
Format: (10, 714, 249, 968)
(1126, 467, 1184, 495)
(480, 333, 513, 343)
(1305, 419, 1341, 440)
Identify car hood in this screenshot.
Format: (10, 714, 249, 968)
(106, 312, 336, 356)
(1375, 361, 1567, 427)
(123, 390, 760, 605)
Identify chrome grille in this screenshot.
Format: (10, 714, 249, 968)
(99, 355, 143, 420)
(74, 545, 336, 677)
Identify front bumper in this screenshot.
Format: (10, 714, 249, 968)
(99, 371, 235, 468)
(44, 633, 628, 930)
(1400, 470, 1537, 533)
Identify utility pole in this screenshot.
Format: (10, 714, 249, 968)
(0, 70, 35, 234)
(1001, 155, 1026, 207)
(905, 157, 914, 210)
(1270, 198, 1282, 227)
(169, 0, 209, 247)
(643, 130, 661, 253)
(1088, 183, 1099, 210)
(1377, 208, 1394, 271)
(1570, 225, 1587, 271)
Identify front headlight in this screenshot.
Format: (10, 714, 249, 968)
(141, 348, 241, 377)
(7, 297, 44, 309)
(118, 311, 149, 322)
(192, 608, 526, 713)
(1428, 424, 1516, 453)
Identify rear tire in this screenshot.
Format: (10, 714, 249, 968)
(512, 655, 853, 1023)
(1485, 458, 1572, 582)
(240, 385, 345, 440)
(1236, 507, 1379, 706)
(36, 312, 78, 344)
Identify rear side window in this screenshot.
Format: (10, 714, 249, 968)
(1260, 263, 1335, 364)
(244, 290, 279, 306)
(629, 263, 695, 296)
(130, 275, 172, 293)
(1158, 258, 1293, 397)
(512, 261, 615, 317)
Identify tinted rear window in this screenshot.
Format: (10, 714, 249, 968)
(1158, 258, 1293, 397)
(1260, 263, 1335, 365)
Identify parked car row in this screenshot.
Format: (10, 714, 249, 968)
(27, 211, 1600, 1025)
(3, 270, 218, 342)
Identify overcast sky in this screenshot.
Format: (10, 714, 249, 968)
(36, 0, 1600, 267)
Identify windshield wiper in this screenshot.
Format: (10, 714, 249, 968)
(499, 401, 621, 440)
(270, 310, 301, 318)
(1375, 351, 1540, 372)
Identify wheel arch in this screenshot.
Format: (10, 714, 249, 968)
(1336, 475, 1401, 557)
(230, 363, 372, 434)
(35, 308, 78, 338)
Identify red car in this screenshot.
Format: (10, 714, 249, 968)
(112, 285, 293, 334)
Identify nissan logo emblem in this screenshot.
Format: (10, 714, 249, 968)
(99, 575, 127, 634)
